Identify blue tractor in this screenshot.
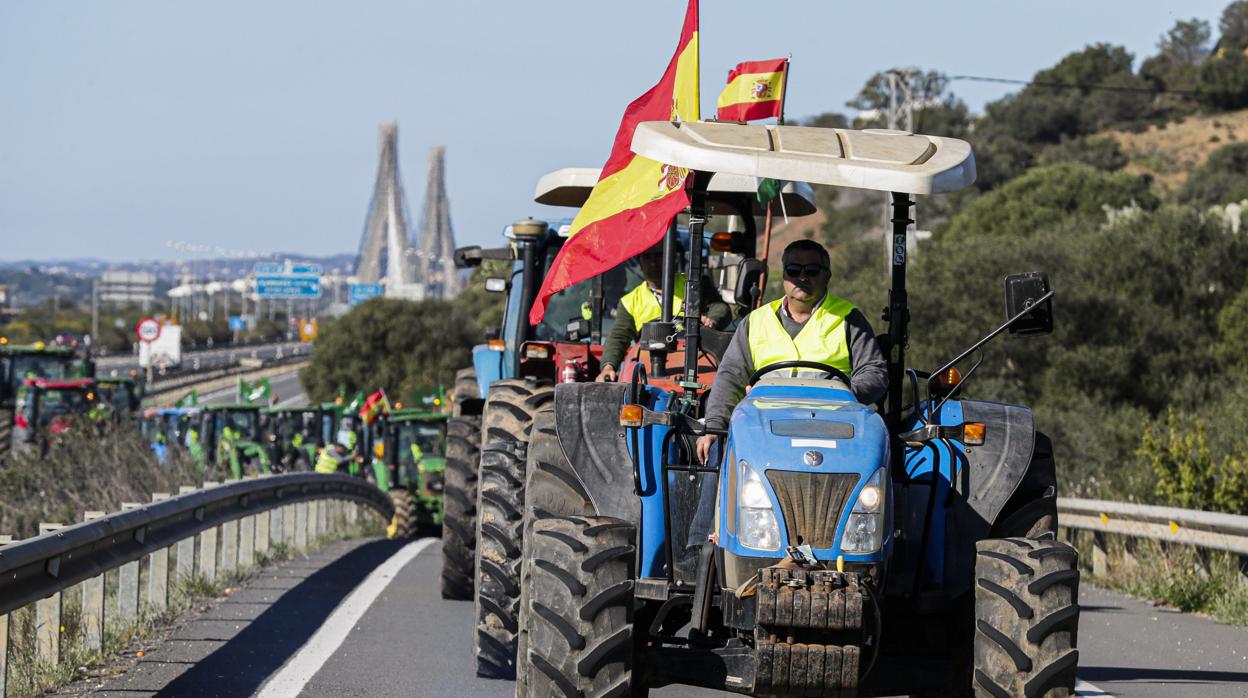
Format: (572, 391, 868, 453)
(514, 122, 1078, 697)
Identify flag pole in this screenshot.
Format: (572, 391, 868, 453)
(756, 58, 790, 307)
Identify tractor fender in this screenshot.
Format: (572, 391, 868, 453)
(944, 399, 1036, 597)
(960, 399, 1036, 526)
(553, 382, 639, 522)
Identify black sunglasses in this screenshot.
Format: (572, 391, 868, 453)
(783, 263, 827, 278)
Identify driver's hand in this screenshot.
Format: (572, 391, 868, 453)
(597, 365, 618, 382)
(696, 434, 718, 464)
(700, 315, 714, 328)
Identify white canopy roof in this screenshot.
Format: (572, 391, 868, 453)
(533, 166, 817, 216)
(630, 121, 976, 196)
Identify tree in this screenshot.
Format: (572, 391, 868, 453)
(1178, 142, 1248, 206)
(940, 163, 1158, 240)
(1039, 136, 1128, 171)
(300, 297, 478, 403)
(1219, 0, 1248, 52)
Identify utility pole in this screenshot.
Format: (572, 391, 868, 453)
(91, 280, 99, 345)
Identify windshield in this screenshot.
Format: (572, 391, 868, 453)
(532, 247, 644, 342)
(9, 354, 72, 387)
(398, 421, 446, 463)
(100, 384, 133, 414)
(219, 410, 259, 438)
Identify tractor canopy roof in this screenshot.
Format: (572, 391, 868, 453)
(630, 122, 975, 196)
(2, 343, 76, 356)
(262, 406, 319, 415)
(23, 377, 94, 390)
(156, 407, 200, 416)
(533, 166, 816, 216)
(388, 408, 449, 422)
(204, 403, 263, 412)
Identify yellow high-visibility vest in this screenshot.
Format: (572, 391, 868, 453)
(619, 274, 688, 331)
(747, 293, 856, 375)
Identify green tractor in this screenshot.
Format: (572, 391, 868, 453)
(262, 406, 323, 472)
(200, 404, 271, 479)
(95, 374, 143, 421)
(373, 407, 449, 538)
(1, 341, 89, 456)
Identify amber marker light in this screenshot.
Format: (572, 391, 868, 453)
(932, 367, 962, 392)
(619, 404, 643, 428)
(710, 232, 734, 252)
(487, 339, 506, 351)
(963, 422, 986, 446)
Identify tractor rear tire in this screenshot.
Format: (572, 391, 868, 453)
(473, 379, 553, 679)
(441, 414, 480, 600)
(516, 406, 596, 693)
(973, 537, 1079, 698)
(520, 515, 641, 698)
(453, 367, 482, 417)
(993, 432, 1058, 540)
(389, 488, 417, 539)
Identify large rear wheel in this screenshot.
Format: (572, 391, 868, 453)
(473, 379, 553, 679)
(520, 515, 641, 698)
(440, 414, 480, 600)
(973, 537, 1079, 697)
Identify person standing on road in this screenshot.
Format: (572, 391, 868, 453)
(695, 239, 888, 464)
(597, 242, 732, 382)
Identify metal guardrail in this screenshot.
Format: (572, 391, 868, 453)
(144, 350, 309, 395)
(1058, 497, 1248, 556)
(0, 473, 393, 616)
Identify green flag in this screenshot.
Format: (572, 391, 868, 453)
(756, 178, 783, 205)
(174, 389, 199, 408)
(238, 378, 272, 404)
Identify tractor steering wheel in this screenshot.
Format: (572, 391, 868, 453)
(748, 360, 852, 387)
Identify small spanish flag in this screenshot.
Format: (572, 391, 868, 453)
(360, 389, 391, 424)
(717, 58, 787, 122)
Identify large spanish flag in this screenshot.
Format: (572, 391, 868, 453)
(530, 0, 699, 324)
(716, 58, 787, 122)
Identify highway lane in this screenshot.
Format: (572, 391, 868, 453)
(97, 341, 309, 377)
(82, 535, 1247, 697)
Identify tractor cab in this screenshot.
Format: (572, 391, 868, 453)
(143, 406, 201, 462)
(95, 374, 143, 420)
(12, 377, 100, 452)
(516, 122, 1075, 698)
(201, 404, 270, 478)
(1, 342, 83, 408)
(262, 406, 321, 471)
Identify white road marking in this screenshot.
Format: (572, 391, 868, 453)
(1076, 678, 1111, 696)
(255, 537, 435, 698)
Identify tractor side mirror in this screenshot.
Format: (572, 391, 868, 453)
(454, 246, 483, 269)
(484, 325, 501, 342)
(734, 258, 765, 307)
(484, 277, 508, 293)
(565, 318, 591, 342)
(1004, 272, 1053, 336)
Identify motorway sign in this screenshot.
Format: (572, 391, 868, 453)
(349, 283, 384, 305)
(136, 317, 161, 343)
(256, 276, 322, 299)
(228, 316, 245, 331)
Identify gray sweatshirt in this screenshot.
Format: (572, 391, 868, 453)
(703, 298, 889, 431)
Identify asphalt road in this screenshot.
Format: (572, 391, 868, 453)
(197, 369, 308, 407)
(97, 341, 308, 378)
(84, 536, 1248, 697)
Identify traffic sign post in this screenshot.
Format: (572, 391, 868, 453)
(255, 262, 323, 300)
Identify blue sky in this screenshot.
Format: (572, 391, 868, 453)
(0, 1, 1232, 262)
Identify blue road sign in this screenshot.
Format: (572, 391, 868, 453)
(349, 283, 384, 305)
(257, 276, 322, 299)
(254, 262, 322, 276)
(228, 316, 245, 331)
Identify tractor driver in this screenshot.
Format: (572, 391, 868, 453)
(695, 239, 888, 464)
(597, 241, 732, 382)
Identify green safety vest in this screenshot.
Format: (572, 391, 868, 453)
(315, 448, 343, 474)
(747, 293, 856, 376)
(620, 274, 687, 331)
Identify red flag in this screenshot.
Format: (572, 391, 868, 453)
(529, 0, 699, 324)
(360, 389, 390, 424)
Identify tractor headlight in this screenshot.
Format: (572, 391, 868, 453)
(841, 467, 886, 554)
(737, 460, 780, 551)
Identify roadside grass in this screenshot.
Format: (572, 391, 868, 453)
(1065, 530, 1248, 627)
(5, 515, 384, 697)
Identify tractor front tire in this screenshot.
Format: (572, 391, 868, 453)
(516, 406, 596, 693)
(441, 414, 481, 600)
(388, 488, 417, 539)
(520, 516, 640, 698)
(453, 367, 482, 417)
(973, 537, 1079, 698)
(474, 379, 553, 679)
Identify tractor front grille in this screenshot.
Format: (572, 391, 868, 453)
(766, 471, 858, 548)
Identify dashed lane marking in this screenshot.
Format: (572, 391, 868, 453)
(254, 538, 436, 698)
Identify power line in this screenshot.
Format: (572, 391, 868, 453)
(945, 73, 1205, 98)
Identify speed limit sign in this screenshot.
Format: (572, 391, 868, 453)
(136, 317, 161, 344)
